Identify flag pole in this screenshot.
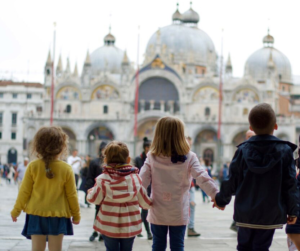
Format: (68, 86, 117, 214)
(50, 22, 56, 125)
(133, 26, 140, 157)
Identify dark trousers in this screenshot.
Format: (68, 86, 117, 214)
(74, 174, 79, 188)
(151, 224, 186, 251)
(141, 209, 151, 234)
(102, 235, 135, 251)
(237, 227, 275, 251)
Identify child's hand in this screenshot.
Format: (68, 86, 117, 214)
(287, 215, 297, 225)
(11, 215, 17, 222)
(211, 199, 225, 211)
(72, 218, 80, 225)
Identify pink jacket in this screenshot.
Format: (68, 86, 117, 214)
(139, 151, 219, 226)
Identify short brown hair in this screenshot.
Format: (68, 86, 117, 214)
(151, 116, 190, 156)
(104, 141, 129, 164)
(248, 103, 276, 135)
(31, 126, 69, 179)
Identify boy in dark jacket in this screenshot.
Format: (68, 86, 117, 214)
(214, 103, 299, 251)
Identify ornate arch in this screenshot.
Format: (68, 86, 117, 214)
(56, 85, 82, 100)
(230, 85, 261, 104)
(91, 84, 120, 100)
(193, 86, 219, 102)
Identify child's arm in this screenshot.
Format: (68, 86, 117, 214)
(282, 147, 299, 218)
(65, 169, 81, 223)
(190, 154, 219, 200)
(215, 149, 242, 208)
(139, 157, 151, 189)
(11, 165, 33, 220)
(87, 180, 104, 205)
(136, 177, 152, 210)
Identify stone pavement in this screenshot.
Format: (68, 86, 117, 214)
(0, 180, 288, 251)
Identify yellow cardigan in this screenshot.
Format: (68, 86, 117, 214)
(11, 159, 81, 222)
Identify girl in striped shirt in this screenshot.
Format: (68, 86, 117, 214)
(87, 141, 152, 251)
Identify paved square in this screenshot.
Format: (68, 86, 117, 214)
(0, 181, 288, 250)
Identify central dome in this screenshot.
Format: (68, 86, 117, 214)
(145, 24, 216, 70)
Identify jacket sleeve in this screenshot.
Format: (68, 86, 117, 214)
(139, 156, 151, 189)
(215, 148, 242, 207)
(87, 179, 104, 205)
(137, 183, 152, 210)
(11, 165, 33, 217)
(190, 154, 219, 199)
(86, 159, 98, 190)
(282, 147, 299, 217)
(65, 167, 81, 222)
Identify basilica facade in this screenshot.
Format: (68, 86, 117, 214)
(17, 4, 300, 167)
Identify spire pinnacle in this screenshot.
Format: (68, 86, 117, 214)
(73, 62, 78, 77)
(56, 54, 63, 72)
(122, 50, 129, 64)
(84, 50, 91, 65)
(226, 54, 232, 67)
(268, 51, 275, 69)
(65, 57, 71, 73)
(46, 50, 52, 65)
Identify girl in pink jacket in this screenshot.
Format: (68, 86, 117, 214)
(140, 116, 219, 251)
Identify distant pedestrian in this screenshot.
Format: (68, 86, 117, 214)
(140, 116, 219, 251)
(87, 141, 152, 251)
(214, 103, 298, 251)
(201, 158, 212, 203)
(67, 149, 81, 188)
(16, 157, 29, 189)
(135, 137, 153, 240)
(10, 126, 80, 251)
(79, 155, 91, 207)
(86, 141, 107, 242)
(6, 164, 15, 184)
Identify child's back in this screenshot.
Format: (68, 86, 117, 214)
(216, 135, 298, 228)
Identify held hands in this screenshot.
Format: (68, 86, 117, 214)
(211, 198, 226, 211)
(287, 215, 297, 225)
(11, 215, 17, 222)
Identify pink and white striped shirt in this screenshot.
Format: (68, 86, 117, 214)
(87, 164, 152, 238)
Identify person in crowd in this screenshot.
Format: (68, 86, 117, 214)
(229, 129, 256, 232)
(6, 163, 15, 184)
(286, 134, 300, 250)
(79, 155, 91, 207)
(16, 157, 29, 189)
(201, 158, 212, 203)
(86, 141, 107, 242)
(135, 137, 153, 240)
(67, 149, 81, 188)
(185, 136, 201, 237)
(214, 103, 298, 251)
(140, 116, 219, 251)
(87, 141, 152, 251)
(0, 163, 3, 186)
(11, 126, 80, 251)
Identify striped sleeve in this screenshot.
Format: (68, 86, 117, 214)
(87, 182, 104, 205)
(137, 185, 152, 210)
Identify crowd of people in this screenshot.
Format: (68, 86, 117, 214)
(8, 103, 300, 251)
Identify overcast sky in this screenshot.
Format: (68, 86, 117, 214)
(1, 0, 300, 83)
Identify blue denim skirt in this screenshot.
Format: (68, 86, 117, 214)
(22, 214, 73, 239)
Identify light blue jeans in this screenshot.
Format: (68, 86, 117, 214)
(188, 187, 195, 229)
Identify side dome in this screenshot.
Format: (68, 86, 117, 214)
(182, 2, 199, 24)
(244, 32, 292, 83)
(145, 24, 216, 71)
(90, 30, 127, 74)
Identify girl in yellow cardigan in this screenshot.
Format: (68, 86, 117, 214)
(11, 126, 81, 251)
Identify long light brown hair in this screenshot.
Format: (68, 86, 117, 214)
(31, 126, 68, 179)
(150, 116, 190, 156)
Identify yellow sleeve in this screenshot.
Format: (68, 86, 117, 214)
(11, 165, 34, 217)
(65, 168, 81, 222)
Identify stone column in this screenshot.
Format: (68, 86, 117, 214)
(168, 100, 174, 114)
(160, 100, 165, 112)
(150, 100, 155, 110)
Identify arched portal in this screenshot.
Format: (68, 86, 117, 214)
(87, 126, 114, 157)
(8, 148, 17, 164)
(232, 131, 247, 146)
(139, 77, 179, 113)
(62, 128, 77, 153)
(194, 130, 218, 165)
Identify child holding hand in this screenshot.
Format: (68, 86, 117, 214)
(87, 141, 152, 251)
(139, 116, 219, 251)
(11, 126, 80, 251)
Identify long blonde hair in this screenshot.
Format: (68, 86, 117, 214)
(150, 116, 190, 156)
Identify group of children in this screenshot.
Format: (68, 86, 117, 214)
(10, 103, 300, 251)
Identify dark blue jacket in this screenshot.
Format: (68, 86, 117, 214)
(215, 135, 299, 229)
